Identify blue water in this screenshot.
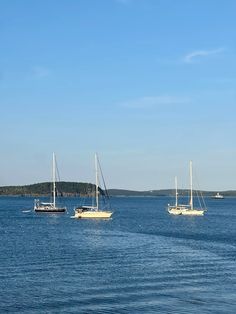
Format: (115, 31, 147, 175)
(0, 196, 236, 313)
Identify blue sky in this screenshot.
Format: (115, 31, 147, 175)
(0, 0, 236, 190)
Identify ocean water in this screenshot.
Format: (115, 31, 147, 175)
(0, 196, 236, 313)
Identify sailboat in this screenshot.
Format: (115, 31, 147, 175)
(73, 153, 113, 219)
(34, 153, 66, 213)
(168, 161, 206, 216)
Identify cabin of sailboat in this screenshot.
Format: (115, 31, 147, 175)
(73, 153, 113, 219)
(34, 153, 66, 213)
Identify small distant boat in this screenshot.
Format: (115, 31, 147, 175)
(168, 161, 206, 216)
(73, 153, 113, 219)
(212, 192, 224, 199)
(34, 153, 66, 213)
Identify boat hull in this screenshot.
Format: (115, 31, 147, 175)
(181, 209, 204, 216)
(168, 205, 190, 215)
(74, 210, 112, 219)
(168, 206, 204, 216)
(34, 207, 66, 213)
(168, 208, 182, 215)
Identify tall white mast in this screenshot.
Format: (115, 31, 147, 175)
(189, 160, 193, 210)
(175, 176, 178, 207)
(52, 152, 56, 208)
(95, 153, 99, 210)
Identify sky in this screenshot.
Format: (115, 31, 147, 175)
(0, 0, 236, 191)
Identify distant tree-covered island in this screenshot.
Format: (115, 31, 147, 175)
(0, 182, 96, 197)
(0, 182, 236, 197)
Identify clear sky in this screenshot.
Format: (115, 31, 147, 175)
(0, 0, 236, 191)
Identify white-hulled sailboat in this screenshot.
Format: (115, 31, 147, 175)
(34, 153, 66, 213)
(73, 153, 113, 219)
(168, 161, 206, 216)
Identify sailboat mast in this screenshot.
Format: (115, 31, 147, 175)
(52, 152, 56, 208)
(189, 160, 193, 210)
(95, 153, 99, 210)
(175, 176, 178, 207)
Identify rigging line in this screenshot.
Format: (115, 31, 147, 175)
(97, 156, 110, 200)
(97, 155, 111, 210)
(54, 154, 64, 197)
(200, 190, 207, 210)
(194, 171, 207, 211)
(54, 155, 61, 182)
(196, 189, 203, 209)
(197, 188, 205, 209)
